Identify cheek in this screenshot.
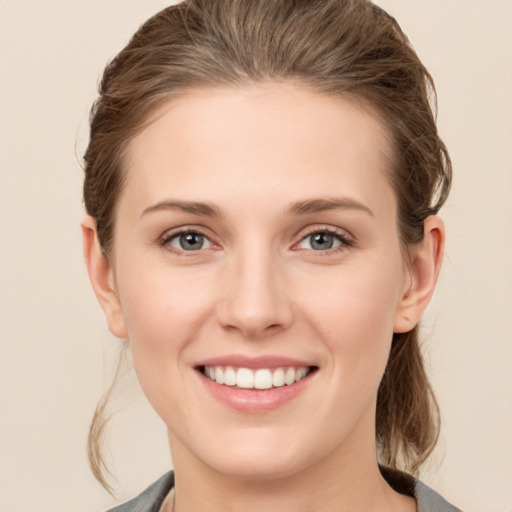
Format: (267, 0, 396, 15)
(302, 255, 402, 330)
(114, 261, 216, 371)
(297, 254, 404, 381)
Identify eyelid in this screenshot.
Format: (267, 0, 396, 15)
(292, 225, 356, 252)
(160, 225, 219, 253)
(158, 224, 355, 255)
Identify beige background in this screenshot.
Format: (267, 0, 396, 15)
(1, 1, 511, 511)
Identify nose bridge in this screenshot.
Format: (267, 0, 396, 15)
(217, 237, 292, 338)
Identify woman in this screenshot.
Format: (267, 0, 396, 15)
(82, 0, 459, 510)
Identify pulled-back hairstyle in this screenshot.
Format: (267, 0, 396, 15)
(84, 0, 451, 491)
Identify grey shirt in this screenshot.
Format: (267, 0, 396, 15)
(107, 469, 461, 512)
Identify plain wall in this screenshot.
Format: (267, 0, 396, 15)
(1, 1, 511, 511)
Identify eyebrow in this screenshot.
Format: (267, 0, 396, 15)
(288, 197, 374, 217)
(141, 200, 221, 218)
(140, 196, 373, 219)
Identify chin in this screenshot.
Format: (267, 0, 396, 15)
(209, 453, 307, 482)
(185, 427, 323, 482)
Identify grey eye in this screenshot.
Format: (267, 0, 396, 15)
(310, 233, 335, 250)
(297, 232, 343, 251)
(168, 232, 212, 251)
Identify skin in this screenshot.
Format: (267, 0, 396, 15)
(83, 83, 444, 512)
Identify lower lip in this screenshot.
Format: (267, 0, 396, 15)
(197, 370, 316, 413)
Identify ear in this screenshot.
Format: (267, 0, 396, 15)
(393, 215, 445, 333)
(82, 216, 127, 339)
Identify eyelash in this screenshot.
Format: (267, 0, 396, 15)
(294, 227, 355, 255)
(159, 226, 355, 256)
(160, 227, 215, 256)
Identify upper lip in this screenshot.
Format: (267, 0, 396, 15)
(195, 355, 317, 369)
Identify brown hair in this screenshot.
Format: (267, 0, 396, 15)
(84, 0, 451, 490)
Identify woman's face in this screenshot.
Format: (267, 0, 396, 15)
(107, 83, 413, 479)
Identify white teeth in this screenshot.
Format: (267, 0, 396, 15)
(254, 369, 273, 389)
(295, 367, 308, 382)
(236, 368, 254, 388)
(214, 367, 225, 385)
(203, 365, 311, 389)
(285, 367, 296, 385)
(272, 368, 285, 387)
(224, 366, 237, 386)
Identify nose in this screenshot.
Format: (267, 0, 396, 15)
(215, 246, 293, 340)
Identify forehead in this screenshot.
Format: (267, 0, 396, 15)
(122, 82, 395, 219)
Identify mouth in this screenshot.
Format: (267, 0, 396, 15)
(194, 356, 319, 412)
(198, 365, 317, 390)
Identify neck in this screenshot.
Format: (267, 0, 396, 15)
(167, 433, 415, 512)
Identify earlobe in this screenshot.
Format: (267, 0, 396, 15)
(81, 216, 127, 339)
(393, 215, 445, 333)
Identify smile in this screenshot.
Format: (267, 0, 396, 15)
(195, 357, 318, 412)
(202, 366, 311, 390)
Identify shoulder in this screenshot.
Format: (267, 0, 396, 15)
(106, 472, 174, 512)
(380, 466, 462, 512)
(414, 479, 462, 512)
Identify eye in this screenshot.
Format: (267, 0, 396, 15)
(164, 230, 214, 252)
(296, 230, 352, 252)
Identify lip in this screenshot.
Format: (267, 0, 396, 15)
(195, 354, 315, 369)
(194, 355, 318, 413)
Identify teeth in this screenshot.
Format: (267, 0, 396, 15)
(237, 368, 254, 389)
(285, 367, 296, 385)
(203, 365, 311, 389)
(254, 369, 272, 389)
(224, 366, 237, 386)
(295, 367, 308, 382)
(272, 368, 285, 387)
(214, 367, 225, 385)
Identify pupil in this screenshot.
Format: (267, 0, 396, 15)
(180, 233, 203, 250)
(311, 233, 333, 250)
